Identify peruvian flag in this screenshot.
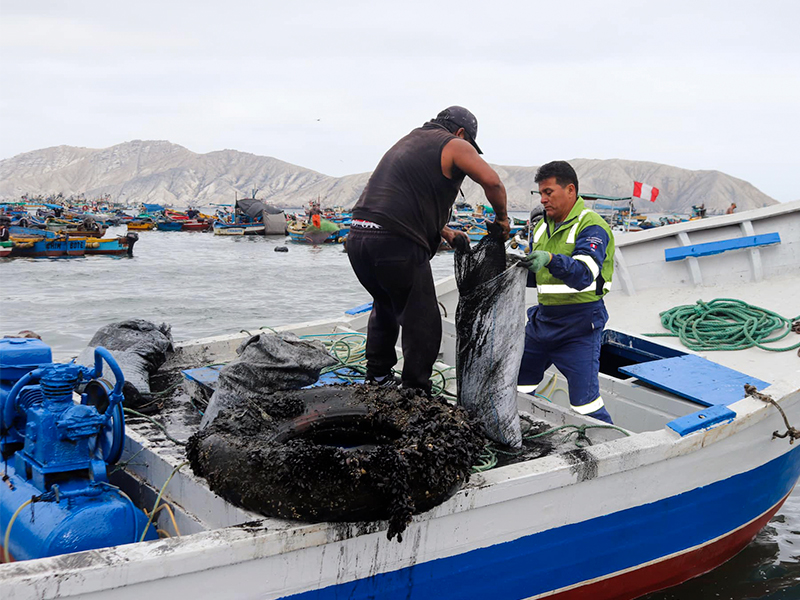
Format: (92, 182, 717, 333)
(632, 181, 660, 202)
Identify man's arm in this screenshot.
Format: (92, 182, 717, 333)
(442, 138, 510, 239)
(546, 225, 609, 290)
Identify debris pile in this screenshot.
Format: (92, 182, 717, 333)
(187, 384, 484, 541)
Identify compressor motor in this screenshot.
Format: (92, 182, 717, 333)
(0, 337, 157, 562)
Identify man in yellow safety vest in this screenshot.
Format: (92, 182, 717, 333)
(518, 161, 615, 423)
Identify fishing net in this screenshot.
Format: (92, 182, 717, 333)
(303, 218, 340, 244)
(455, 232, 527, 448)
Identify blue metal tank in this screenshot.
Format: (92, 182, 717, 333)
(1, 341, 157, 562)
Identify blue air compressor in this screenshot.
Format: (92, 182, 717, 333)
(0, 338, 157, 562)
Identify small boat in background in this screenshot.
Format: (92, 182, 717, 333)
(7, 227, 86, 258)
(128, 219, 156, 231)
(287, 219, 347, 244)
(84, 232, 138, 256)
(45, 218, 108, 238)
(0, 240, 13, 258)
(156, 220, 184, 232)
(213, 196, 285, 236)
(213, 222, 265, 236)
(181, 220, 211, 232)
(6, 226, 137, 257)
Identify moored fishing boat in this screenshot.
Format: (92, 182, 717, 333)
(6, 226, 86, 258)
(5, 226, 138, 258)
(156, 220, 184, 231)
(127, 219, 156, 231)
(45, 218, 107, 238)
(83, 233, 138, 256)
(0, 240, 13, 258)
(213, 222, 265, 235)
(1, 201, 799, 600)
(287, 220, 348, 244)
(181, 220, 211, 232)
(213, 197, 286, 236)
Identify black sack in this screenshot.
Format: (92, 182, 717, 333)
(200, 332, 338, 428)
(454, 231, 526, 447)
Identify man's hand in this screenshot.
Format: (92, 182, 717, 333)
(493, 215, 511, 240)
(441, 226, 470, 252)
(519, 250, 552, 273)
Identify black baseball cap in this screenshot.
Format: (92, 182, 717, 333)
(436, 106, 482, 154)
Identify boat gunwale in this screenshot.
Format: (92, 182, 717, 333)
(614, 199, 800, 248)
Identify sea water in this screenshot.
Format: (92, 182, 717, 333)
(2, 225, 799, 598)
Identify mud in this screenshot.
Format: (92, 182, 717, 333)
(186, 384, 484, 541)
(564, 448, 599, 482)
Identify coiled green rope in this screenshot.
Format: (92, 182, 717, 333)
(645, 299, 800, 352)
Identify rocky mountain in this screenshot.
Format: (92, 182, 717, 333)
(0, 141, 777, 214)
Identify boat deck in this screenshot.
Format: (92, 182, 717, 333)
(605, 276, 800, 388)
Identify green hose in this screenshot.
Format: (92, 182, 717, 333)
(645, 299, 800, 352)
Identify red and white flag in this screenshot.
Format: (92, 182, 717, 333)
(632, 181, 660, 202)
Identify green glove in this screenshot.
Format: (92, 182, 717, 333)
(519, 250, 552, 273)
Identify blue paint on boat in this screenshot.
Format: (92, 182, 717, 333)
(280, 443, 800, 600)
(668, 404, 738, 436)
(345, 302, 373, 315)
(619, 355, 769, 407)
(665, 233, 781, 262)
(157, 221, 184, 231)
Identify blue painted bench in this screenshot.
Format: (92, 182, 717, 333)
(345, 302, 373, 315)
(618, 355, 770, 436)
(664, 232, 780, 262)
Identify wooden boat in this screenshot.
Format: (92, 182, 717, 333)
(2, 202, 799, 600)
(0, 240, 12, 258)
(466, 224, 488, 241)
(6, 226, 86, 258)
(127, 220, 156, 231)
(165, 209, 190, 221)
(213, 199, 285, 236)
(287, 222, 347, 244)
(83, 234, 138, 256)
(213, 222, 265, 236)
(181, 220, 211, 232)
(466, 223, 525, 242)
(45, 218, 107, 238)
(156, 220, 184, 232)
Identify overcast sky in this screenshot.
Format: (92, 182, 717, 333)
(1, 1, 798, 201)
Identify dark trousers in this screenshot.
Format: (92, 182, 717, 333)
(518, 302, 613, 424)
(347, 228, 440, 392)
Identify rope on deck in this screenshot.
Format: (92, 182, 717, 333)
(644, 298, 800, 354)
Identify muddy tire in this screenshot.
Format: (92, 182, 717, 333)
(187, 385, 484, 536)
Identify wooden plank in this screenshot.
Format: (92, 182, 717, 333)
(739, 220, 764, 282)
(667, 404, 737, 436)
(664, 232, 781, 262)
(677, 231, 703, 286)
(345, 302, 373, 315)
(619, 355, 770, 406)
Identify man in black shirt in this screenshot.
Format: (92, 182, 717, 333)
(348, 106, 510, 394)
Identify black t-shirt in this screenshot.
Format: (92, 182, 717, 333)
(352, 123, 466, 256)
